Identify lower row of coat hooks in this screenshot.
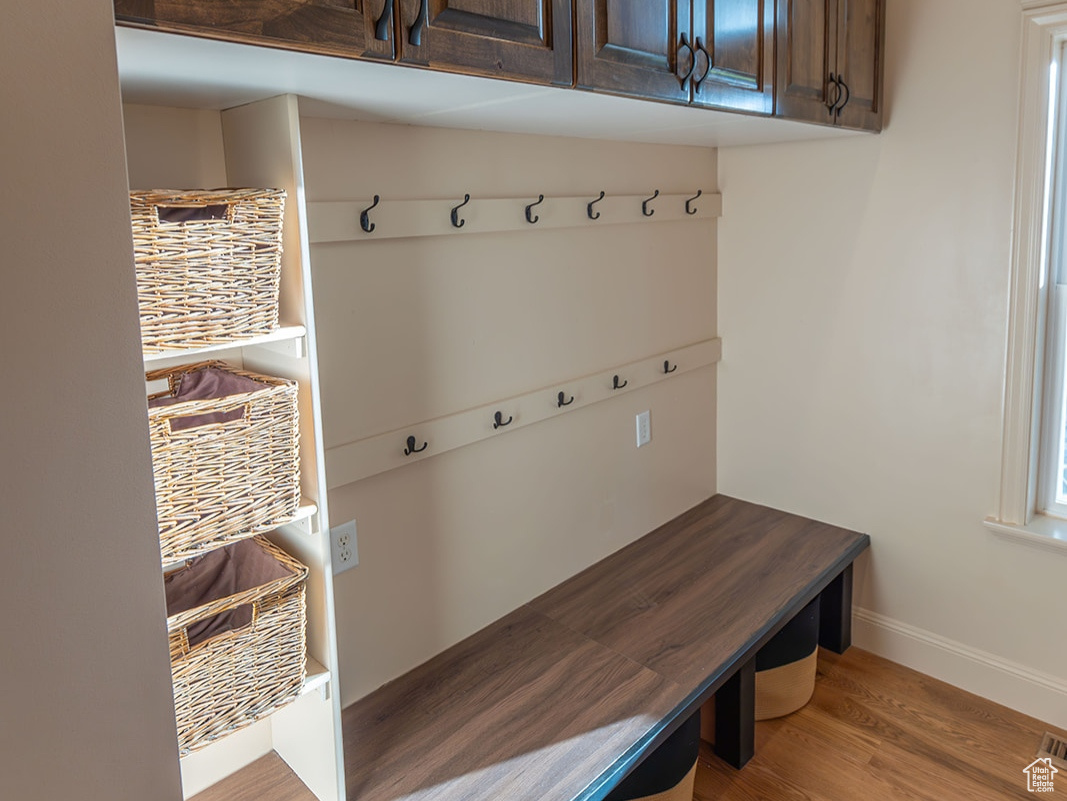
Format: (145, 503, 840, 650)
(326, 337, 722, 487)
(402, 362, 686, 455)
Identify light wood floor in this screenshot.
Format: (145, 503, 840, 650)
(194, 648, 1057, 801)
(696, 648, 1054, 801)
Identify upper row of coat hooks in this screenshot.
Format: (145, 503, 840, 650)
(357, 190, 707, 233)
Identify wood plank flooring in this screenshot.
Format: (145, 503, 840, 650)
(193, 648, 1058, 801)
(696, 648, 1054, 801)
(191, 752, 316, 801)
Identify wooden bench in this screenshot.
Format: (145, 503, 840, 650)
(341, 495, 870, 800)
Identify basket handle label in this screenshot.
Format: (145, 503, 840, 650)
(155, 204, 233, 224)
(176, 600, 260, 653)
(167, 402, 251, 434)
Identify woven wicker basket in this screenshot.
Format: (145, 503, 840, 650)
(130, 188, 285, 353)
(167, 537, 308, 754)
(147, 361, 300, 563)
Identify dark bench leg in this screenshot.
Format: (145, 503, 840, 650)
(818, 564, 854, 654)
(714, 656, 755, 769)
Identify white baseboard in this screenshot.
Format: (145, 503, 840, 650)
(852, 607, 1067, 731)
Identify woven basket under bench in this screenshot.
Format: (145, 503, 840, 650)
(130, 188, 285, 353)
(166, 536, 308, 754)
(147, 361, 300, 563)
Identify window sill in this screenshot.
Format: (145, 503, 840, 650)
(983, 514, 1067, 554)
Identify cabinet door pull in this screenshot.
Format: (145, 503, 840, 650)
(835, 78, 851, 119)
(826, 73, 842, 116)
(375, 0, 394, 42)
(677, 33, 696, 88)
(404, 435, 428, 455)
(409, 0, 429, 46)
(693, 37, 712, 94)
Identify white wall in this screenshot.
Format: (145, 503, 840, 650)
(299, 119, 719, 703)
(719, 0, 1067, 725)
(0, 2, 182, 799)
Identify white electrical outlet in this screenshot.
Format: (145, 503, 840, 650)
(330, 520, 359, 574)
(636, 410, 651, 447)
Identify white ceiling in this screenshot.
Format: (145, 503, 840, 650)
(115, 26, 860, 149)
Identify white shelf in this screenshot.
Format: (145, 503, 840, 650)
(301, 656, 330, 697)
(282, 499, 320, 537)
(142, 324, 307, 365)
(160, 498, 319, 572)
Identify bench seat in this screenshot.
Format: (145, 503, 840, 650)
(341, 494, 870, 801)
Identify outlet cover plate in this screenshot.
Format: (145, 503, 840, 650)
(331, 520, 359, 574)
(636, 410, 651, 447)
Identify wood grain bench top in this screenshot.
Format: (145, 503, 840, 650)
(341, 495, 870, 801)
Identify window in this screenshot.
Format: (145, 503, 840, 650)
(989, 4, 1067, 547)
(1037, 48, 1066, 519)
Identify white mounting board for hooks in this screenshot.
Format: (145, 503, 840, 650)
(307, 192, 722, 243)
(323, 336, 721, 489)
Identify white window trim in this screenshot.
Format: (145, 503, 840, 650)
(986, 2, 1067, 552)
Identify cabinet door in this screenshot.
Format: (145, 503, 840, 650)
(775, 0, 837, 125)
(114, 0, 396, 61)
(691, 0, 774, 114)
(833, 0, 885, 131)
(575, 0, 693, 103)
(396, 0, 573, 85)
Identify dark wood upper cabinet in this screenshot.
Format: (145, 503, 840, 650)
(833, 0, 885, 130)
(575, 0, 693, 104)
(690, 0, 774, 114)
(775, 0, 885, 130)
(116, 0, 887, 132)
(114, 0, 396, 60)
(396, 0, 573, 85)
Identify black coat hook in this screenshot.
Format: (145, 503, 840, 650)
(525, 194, 544, 224)
(404, 435, 428, 455)
(451, 194, 471, 228)
(664, 360, 677, 374)
(587, 191, 605, 220)
(557, 391, 574, 408)
(685, 190, 702, 215)
(642, 189, 660, 217)
(360, 194, 380, 233)
(613, 375, 628, 390)
(493, 411, 513, 429)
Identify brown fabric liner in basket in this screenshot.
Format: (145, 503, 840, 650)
(167, 536, 308, 754)
(146, 361, 300, 563)
(148, 363, 269, 431)
(165, 538, 292, 647)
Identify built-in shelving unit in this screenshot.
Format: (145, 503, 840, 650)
(125, 94, 344, 801)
